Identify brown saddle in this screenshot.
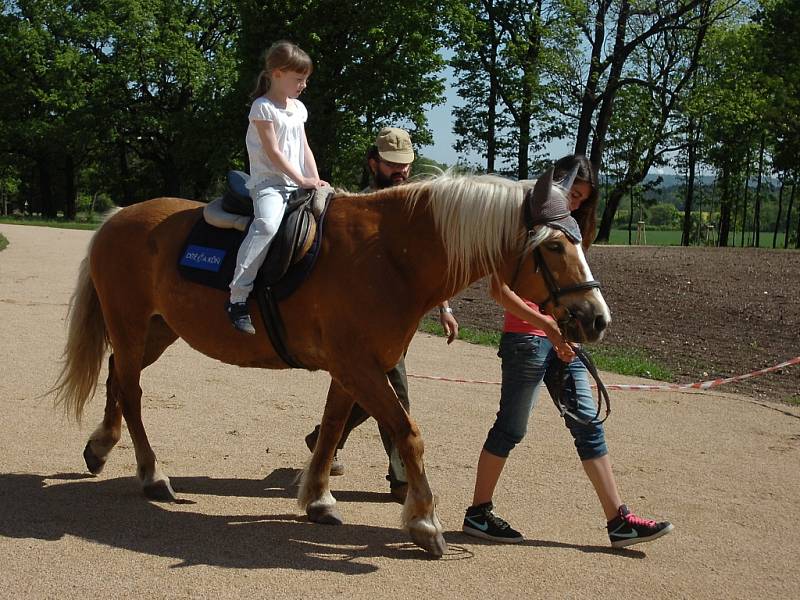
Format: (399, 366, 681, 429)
(203, 171, 332, 285)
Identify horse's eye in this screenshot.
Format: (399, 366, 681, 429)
(544, 242, 565, 254)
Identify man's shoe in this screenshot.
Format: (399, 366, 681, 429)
(607, 505, 674, 548)
(226, 301, 255, 335)
(304, 428, 344, 476)
(462, 502, 523, 543)
(389, 483, 408, 504)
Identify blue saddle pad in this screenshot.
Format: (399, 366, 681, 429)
(177, 211, 325, 302)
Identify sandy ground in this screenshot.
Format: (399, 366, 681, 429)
(1, 223, 799, 599)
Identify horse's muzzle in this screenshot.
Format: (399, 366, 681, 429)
(561, 297, 611, 343)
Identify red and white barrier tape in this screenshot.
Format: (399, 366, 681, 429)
(408, 355, 800, 391)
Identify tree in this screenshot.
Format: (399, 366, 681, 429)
(0, 0, 242, 212)
(696, 16, 770, 247)
(238, 0, 446, 186)
(448, 0, 581, 177)
(594, 0, 715, 242)
(570, 0, 717, 167)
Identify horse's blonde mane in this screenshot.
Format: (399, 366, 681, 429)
(403, 171, 558, 288)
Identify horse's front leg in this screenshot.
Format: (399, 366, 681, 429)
(297, 379, 353, 525)
(335, 365, 447, 557)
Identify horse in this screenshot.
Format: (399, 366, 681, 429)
(50, 169, 610, 557)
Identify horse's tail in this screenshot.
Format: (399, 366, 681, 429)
(51, 248, 109, 422)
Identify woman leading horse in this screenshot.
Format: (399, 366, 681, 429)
(50, 169, 610, 557)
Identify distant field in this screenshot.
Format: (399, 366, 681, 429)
(605, 228, 794, 248)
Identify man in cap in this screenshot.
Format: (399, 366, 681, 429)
(305, 127, 459, 503)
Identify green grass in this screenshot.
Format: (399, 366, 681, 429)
(419, 319, 502, 347)
(0, 215, 101, 230)
(787, 396, 800, 406)
(605, 228, 794, 248)
(419, 319, 672, 381)
(589, 346, 673, 380)
(0, 233, 8, 252)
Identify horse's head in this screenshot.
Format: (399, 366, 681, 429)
(506, 169, 611, 343)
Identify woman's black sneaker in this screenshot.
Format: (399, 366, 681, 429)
(607, 504, 674, 548)
(462, 502, 523, 543)
(226, 301, 255, 335)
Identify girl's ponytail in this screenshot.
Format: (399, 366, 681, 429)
(251, 70, 270, 100)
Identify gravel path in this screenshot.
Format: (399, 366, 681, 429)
(1, 223, 798, 599)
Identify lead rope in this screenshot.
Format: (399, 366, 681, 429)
(551, 345, 611, 426)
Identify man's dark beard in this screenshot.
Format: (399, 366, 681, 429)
(374, 169, 407, 190)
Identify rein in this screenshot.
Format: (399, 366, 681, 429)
(550, 345, 611, 426)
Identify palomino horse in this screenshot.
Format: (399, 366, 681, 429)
(51, 170, 610, 557)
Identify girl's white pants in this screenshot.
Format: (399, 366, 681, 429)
(229, 182, 296, 303)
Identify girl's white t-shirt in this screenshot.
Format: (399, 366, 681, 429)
(246, 96, 308, 189)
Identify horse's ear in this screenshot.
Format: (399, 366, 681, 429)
(531, 167, 554, 208)
(524, 167, 554, 229)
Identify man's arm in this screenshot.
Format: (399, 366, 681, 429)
(437, 301, 459, 344)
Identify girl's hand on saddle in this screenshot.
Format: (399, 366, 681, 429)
(300, 176, 328, 189)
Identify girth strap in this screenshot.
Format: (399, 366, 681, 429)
(256, 287, 304, 369)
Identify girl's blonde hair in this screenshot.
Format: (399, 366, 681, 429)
(252, 40, 313, 99)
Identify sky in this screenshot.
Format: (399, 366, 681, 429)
(417, 64, 572, 169)
(417, 62, 674, 176)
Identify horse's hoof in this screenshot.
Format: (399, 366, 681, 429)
(409, 528, 448, 558)
(143, 478, 178, 502)
(83, 442, 106, 475)
(307, 504, 343, 525)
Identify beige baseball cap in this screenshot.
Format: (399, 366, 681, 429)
(375, 127, 415, 163)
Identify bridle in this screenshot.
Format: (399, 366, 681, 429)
(510, 230, 601, 329)
(532, 245, 601, 313)
(510, 227, 611, 426)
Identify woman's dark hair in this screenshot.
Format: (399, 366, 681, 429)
(553, 154, 598, 249)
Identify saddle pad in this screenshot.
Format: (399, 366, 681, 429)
(178, 218, 246, 291)
(177, 203, 328, 301)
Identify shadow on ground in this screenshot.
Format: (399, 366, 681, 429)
(0, 469, 443, 573)
(0, 468, 645, 571)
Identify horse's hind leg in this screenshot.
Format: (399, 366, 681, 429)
(83, 354, 123, 474)
(83, 316, 178, 478)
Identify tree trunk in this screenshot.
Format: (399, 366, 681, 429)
(628, 187, 634, 245)
(795, 181, 800, 249)
(682, 121, 697, 246)
(718, 166, 731, 247)
(784, 177, 796, 249)
(487, 8, 498, 173)
(753, 132, 765, 247)
(740, 155, 750, 247)
(64, 155, 77, 220)
(161, 155, 181, 197)
(516, 71, 532, 179)
(574, 0, 610, 156)
(773, 177, 784, 248)
(597, 185, 626, 242)
(38, 157, 56, 218)
(118, 139, 134, 206)
(588, 0, 629, 169)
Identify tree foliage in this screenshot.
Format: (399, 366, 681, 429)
(0, 0, 446, 214)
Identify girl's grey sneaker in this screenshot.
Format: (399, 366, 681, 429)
(607, 504, 674, 548)
(462, 502, 523, 543)
(226, 301, 255, 335)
